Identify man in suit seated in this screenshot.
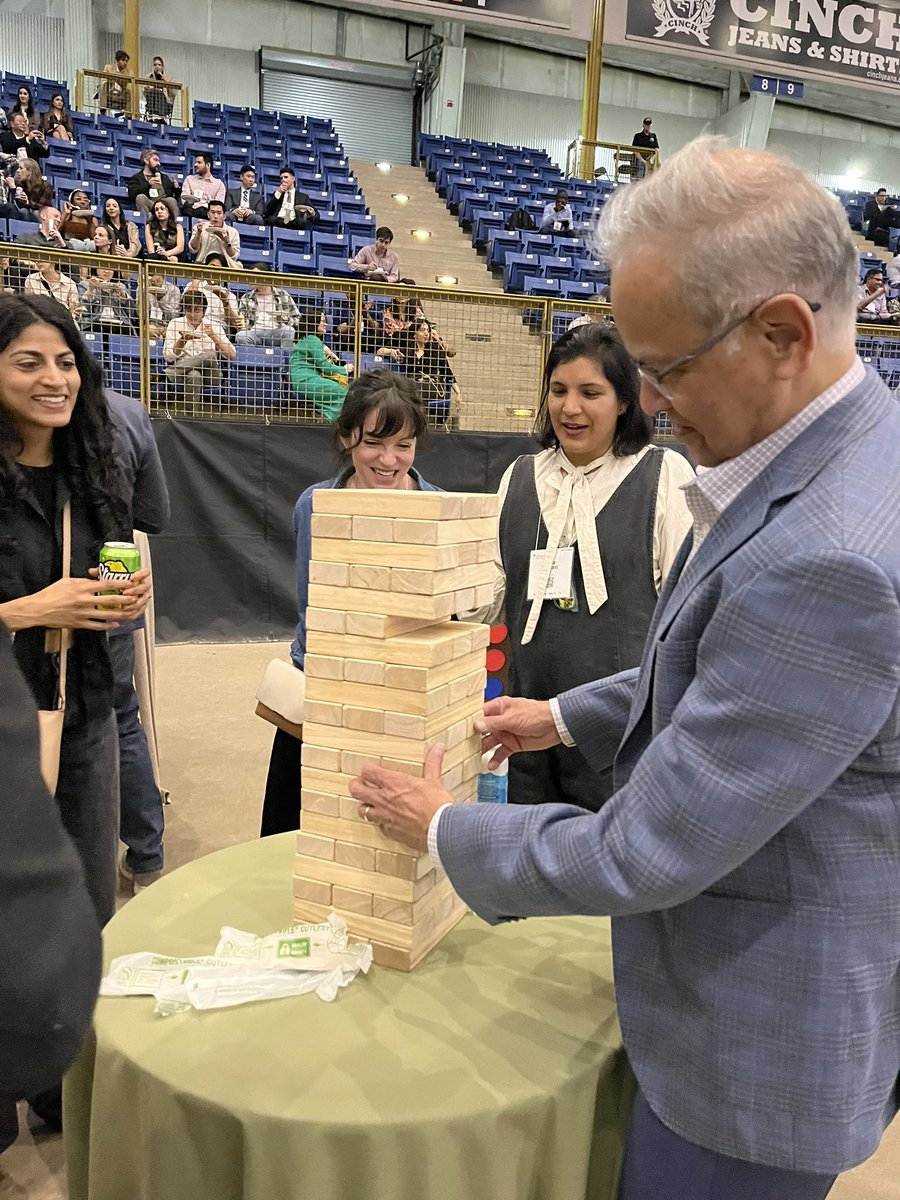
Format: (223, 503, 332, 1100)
(225, 164, 265, 224)
(0, 111, 49, 160)
(863, 188, 900, 243)
(264, 167, 318, 231)
(351, 138, 900, 1200)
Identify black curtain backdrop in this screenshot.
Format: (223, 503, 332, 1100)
(150, 419, 539, 643)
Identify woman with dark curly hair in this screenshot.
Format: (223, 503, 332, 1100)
(0, 294, 151, 936)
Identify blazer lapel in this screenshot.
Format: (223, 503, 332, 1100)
(622, 376, 895, 738)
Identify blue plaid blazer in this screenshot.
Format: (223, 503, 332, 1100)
(439, 370, 900, 1174)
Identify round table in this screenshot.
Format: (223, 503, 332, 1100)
(65, 833, 634, 1200)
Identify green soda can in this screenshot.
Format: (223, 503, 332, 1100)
(98, 541, 142, 595)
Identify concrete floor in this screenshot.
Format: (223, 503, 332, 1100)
(1, 640, 897, 1198)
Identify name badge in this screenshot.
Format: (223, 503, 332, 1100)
(149, 187, 159, 198)
(527, 546, 574, 601)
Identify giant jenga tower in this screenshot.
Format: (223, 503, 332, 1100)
(292, 489, 499, 970)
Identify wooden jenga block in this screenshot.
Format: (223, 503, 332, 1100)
(310, 538, 463, 572)
(292, 876, 333, 905)
(303, 654, 344, 681)
(389, 562, 494, 596)
(383, 650, 485, 693)
(454, 588, 476, 612)
(306, 622, 479, 667)
(308, 584, 456, 623)
(352, 515, 395, 542)
(382, 692, 481, 743)
(300, 789, 341, 818)
(293, 897, 416, 949)
(343, 705, 385, 734)
(473, 584, 494, 608)
(372, 895, 413, 925)
(391, 516, 496, 545)
(332, 886, 373, 916)
(305, 699, 343, 727)
(477, 539, 494, 563)
(300, 744, 342, 772)
(310, 513, 352, 539)
(306, 607, 346, 634)
(304, 676, 452, 717)
(343, 658, 386, 685)
(301, 767, 354, 797)
(348, 564, 392, 591)
(304, 723, 477, 766)
(304, 812, 429, 862)
(375, 849, 434, 881)
(447, 670, 482, 705)
(294, 856, 435, 902)
(313, 490, 466, 519)
(308, 561, 350, 587)
(334, 840, 376, 871)
(345, 612, 435, 639)
(339, 751, 370, 776)
(459, 494, 485, 519)
(296, 831, 335, 861)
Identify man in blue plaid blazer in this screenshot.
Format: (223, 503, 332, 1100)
(351, 139, 900, 1200)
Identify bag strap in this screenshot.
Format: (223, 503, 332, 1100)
(55, 501, 71, 710)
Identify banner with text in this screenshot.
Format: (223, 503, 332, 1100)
(621, 0, 900, 92)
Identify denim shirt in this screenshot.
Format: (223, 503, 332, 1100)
(290, 467, 439, 669)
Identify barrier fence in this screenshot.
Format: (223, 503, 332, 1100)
(75, 69, 190, 128)
(2, 242, 897, 437)
(565, 139, 661, 184)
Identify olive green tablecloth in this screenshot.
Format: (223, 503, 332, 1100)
(65, 833, 634, 1200)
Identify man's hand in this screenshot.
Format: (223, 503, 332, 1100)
(349, 745, 451, 853)
(475, 697, 561, 768)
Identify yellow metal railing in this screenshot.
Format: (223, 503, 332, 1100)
(76, 69, 190, 127)
(566, 139, 660, 183)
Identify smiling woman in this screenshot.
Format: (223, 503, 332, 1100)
(472, 321, 695, 811)
(259, 370, 437, 837)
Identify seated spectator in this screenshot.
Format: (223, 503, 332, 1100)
(332, 296, 380, 355)
(264, 167, 319, 230)
(90, 224, 113, 256)
(126, 148, 180, 220)
(856, 268, 895, 323)
(147, 270, 181, 337)
(59, 189, 99, 251)
(80, 267, 137, 333)
(163, 290, 235, 402)
(377, 317, 459, 408)
(24, 259, 82, 318)
(40, 93, 75, 143)
(144, 199, 185, 262)
(507, 206, 536, 233)
(349, 227, 401, 282)
(1, 159, 53, 221)
(102, 196, 141, 258)
(188, 200, 242, 267)
(225, 165, 265, 223)
(381, 296, 423, 336)
(567, 297, 612, 332)
(0, 112, 49, 160)
(180, 153, 225, 219)
(237, 269, 299, 350)
(540, 190, 574, 234)
(14, 204, 66, 248)
(863, 188, 900, 243)
(289, 308, 349, 420)
(144, 57, 177, 125)
(7, 85, 39, 130)
(182, 276, 240, 334)
(98, 50, 132, 114)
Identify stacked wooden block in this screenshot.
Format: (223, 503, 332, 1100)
(293, 488, 499, 970)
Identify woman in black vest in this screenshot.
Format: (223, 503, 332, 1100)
(482, 321, 694, 810)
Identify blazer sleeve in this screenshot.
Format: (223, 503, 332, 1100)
(438, 549, 900, 925)
(0, 629, 102, 1098)
(264, 193, 280, 220)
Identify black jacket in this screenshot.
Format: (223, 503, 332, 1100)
(0, 129, 48, 160)
(264, 188, 318, 223)
(0, 627, 102, 1100)
(126, 167, 179, 204)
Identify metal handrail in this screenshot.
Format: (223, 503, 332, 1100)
(75, 69, 190, 127)
(565, 139, 660, 182)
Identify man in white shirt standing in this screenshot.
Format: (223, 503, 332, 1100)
(180, 152, 225, 219)
(350, 138, 900, 1200)
(263, 167, 319, 231)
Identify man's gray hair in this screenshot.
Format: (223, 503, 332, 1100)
(597, 136, 858, 344)
(140, 147, 158, 165)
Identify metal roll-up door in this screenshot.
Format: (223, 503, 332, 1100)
(262, 72, 414, 164)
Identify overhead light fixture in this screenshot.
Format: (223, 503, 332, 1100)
(376, 161, 392, 172)
(411, 229, 431, 240)
(435, 274, 458, 286)
(506, 406, 535, 419)
(391, 192, 410, 203)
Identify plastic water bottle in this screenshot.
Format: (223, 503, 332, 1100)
(477, 752, 508, 804)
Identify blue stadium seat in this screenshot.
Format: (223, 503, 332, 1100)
(236, 226, 272, 256)
(227, 345, 287, 411)
(560, 280, 601, 301)
(317, 254, 354, 279)
(277, 248, 317, 275)
(523, 276, 560, 297)
(105, 335, 144, 397)
(503, 252, 541, 292)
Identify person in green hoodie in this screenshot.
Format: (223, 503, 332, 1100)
(289, 307, 348, 420)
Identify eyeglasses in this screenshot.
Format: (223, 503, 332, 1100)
(636, 297, 822, 402)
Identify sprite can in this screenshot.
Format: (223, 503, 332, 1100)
(98, 541, 142, 595)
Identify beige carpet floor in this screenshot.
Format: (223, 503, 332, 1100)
(0, 642, 896, 1198)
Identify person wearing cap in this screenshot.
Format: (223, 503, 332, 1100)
(631, 117, 660, 179)
(539, 189, 575, 234)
